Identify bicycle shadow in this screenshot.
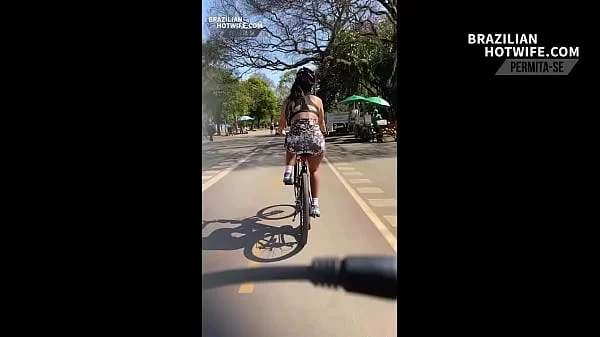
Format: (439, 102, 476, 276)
(256, 204, 296, 220)
(202, 204, 303, 263)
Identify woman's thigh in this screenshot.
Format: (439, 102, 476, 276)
(307, 152, 323, 172)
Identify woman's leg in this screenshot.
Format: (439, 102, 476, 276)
(307, 152, 323, 216)
(307, 153, 323, 198)
(283, 150, 296, 184)
(286, 150, 295, 165)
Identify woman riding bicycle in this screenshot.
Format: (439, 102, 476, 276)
(277, 67, 326, 217)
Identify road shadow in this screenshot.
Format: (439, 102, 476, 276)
(328, 134, 396, 144)
(202, 143, 262, 151)
(202, 209, 304, 263)
(222, 134, 396, 172)
(324, 135, 343, 141)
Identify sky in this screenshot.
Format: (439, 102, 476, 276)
(202, 0, 282, 86)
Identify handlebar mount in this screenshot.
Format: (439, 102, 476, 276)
(202, 255, 397, 300)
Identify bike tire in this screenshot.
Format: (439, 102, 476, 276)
(293, 162, 299, 201)
(300, 171, 310, 246)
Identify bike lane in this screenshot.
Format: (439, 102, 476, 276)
(202, 137, 397, 337)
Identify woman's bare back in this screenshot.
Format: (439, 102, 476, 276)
(289, 95, 322, 122)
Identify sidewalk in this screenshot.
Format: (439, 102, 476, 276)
(202, 129, 276, 143)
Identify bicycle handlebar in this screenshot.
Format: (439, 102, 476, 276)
(202, 256, 396, 299)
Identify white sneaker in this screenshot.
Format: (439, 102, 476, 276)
(310, 204, 320, 217)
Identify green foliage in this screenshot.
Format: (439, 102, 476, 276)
(244, 77, 279, 125)
(203, 2, 398, 123)
(316, 18, 396, 117)
(203, 42, 252, 127)
(275, 70, 297, 103)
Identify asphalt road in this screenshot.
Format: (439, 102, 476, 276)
(202, 130, 397, 337)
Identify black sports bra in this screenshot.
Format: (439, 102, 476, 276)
(287, 96, 319, 123)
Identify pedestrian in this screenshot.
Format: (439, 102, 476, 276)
(270, 122, 274, 135)
(203, 124, 209, 140)
(208, 122, 215, 142)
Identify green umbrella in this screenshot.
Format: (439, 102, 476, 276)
(364, 97, 391, 107)
(340, 95, 368, 104)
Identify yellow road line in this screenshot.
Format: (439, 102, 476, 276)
(274, 175, 282, 190)
(238, 246, 262, 294)
(324, 157, 397, 253)
(238, 283, 255, 293)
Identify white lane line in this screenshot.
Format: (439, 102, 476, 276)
(336, 167, 355, 171)
(202, 176, 212, 180)
(349, 178, 372, 184)
(203, 139, 278, 193)
(203, 149, 258, 192)
(325, 158, 396, 253)
(367, 199, 397, 207)
(203, 170, 221, 175)
(383, 215, 397, 227)
(356, 187, 385, 194)
(334, 162, 351, 166)
(342, 171, 363, 176)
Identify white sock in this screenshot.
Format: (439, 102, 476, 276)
(284, 165, 293, 174)
(312, 198, 319, 206)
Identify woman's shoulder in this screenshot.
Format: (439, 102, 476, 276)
(307, 94, 323, 103)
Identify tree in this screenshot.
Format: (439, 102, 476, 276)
(207, 0, 394, 71)
(223, 80, 251, 130)
(316, 18, 396, 115)
(275, 69, 297, 103)
(244, 77, 279, 126)
(250, 72, 276, 90)
(203, 42, 254, 133)
(207, 0, 397, 113)
(204, 1, 397, 124)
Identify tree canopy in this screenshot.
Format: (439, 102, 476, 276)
(202, 42, 280, 130)
(203, 0, 398, 123)
(275, 70, 297, 104)
(245, 77, 279, 125)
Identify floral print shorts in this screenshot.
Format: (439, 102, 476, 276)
(284, 118, 325, 155)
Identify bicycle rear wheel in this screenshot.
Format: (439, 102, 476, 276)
(293, 162, 300, 203)
(300, 170, 310, 246)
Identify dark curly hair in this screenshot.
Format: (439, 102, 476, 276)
(286, 67, 315, 114)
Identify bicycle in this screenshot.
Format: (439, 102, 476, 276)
(292, 151, 312, 247)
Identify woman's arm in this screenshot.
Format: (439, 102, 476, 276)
(318, 99, 326, 134)
(277, 100, 287, 134)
